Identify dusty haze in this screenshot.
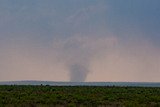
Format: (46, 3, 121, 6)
(0, 0, 160, 82)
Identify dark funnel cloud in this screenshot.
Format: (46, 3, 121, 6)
(52, 36, 92, 82)
(70, 64, 89, 82)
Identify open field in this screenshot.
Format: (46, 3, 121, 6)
(0, 85, 160, 107)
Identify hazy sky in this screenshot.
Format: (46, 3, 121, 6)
(0, 0, 160, 82)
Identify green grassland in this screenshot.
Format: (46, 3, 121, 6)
(0, 85, 160, 107)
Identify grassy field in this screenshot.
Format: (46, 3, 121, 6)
(0, 85, 160, 107)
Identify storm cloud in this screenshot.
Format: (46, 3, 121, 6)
(0, 0, 160, 82)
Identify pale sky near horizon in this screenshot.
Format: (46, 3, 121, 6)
(0, 0, 160, 82)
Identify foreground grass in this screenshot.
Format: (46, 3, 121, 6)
(0, 85, 160, 107)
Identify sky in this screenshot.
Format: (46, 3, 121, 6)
(0, 0, 160, 82)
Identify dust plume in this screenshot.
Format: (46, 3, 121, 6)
(0, 32, 160, 82)
(70, 64, 89, 82)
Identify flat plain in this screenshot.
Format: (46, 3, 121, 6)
(0, 85, 160, 107)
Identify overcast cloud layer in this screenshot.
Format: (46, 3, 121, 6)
(0, 0, 160, 82)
